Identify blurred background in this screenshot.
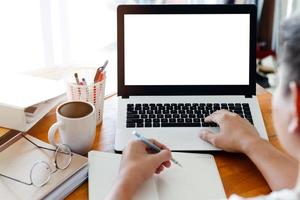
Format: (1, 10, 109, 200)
(0, 0, 299, 94)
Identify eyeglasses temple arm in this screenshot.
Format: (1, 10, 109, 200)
(0, 173, 32, 186)
(21, 133, 72, 155)
(21, 133, 56, 152)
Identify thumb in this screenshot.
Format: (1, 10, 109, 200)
(152, 150, 172, 166)
(199, 130, 218, 146)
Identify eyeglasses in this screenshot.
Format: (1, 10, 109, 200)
(0, 133, 72, 187)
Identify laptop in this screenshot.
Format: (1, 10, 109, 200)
(115, 4, 268, 152)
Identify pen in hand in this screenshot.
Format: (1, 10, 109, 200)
(132, 131, 183, 168)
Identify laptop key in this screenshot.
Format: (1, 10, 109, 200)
(169, 118, 176, 123)
(245, 112, 252, 116)
(135, 106, 142, 110)
(202, 122, 210, 127)
(173, 114, 180, 118)
(177, 118, 184, 123)
(136, 123, 144, 128)
(127, 114, 139, 118)
(179, 110, 186, 114)
(126, 118, 135, 123)
(165, 114, 172, 118)
(127, 107, 134, 111)
(153, 119, 160, 123)
(185, 118, 192, 123)
(126, 123, 135, 128)
(147, 110, 154, 114)
(193, 118, 200, 123)
(181, 114, 188, 118)
(145, 123, 152, 127)
(243, 107, 250, 112)
(149, 114, 156, 118)
(161, 118, 168, 123)
(234, 110, 243, 114)
(132, 119, 143, 123)
(163, 110, 170, 114)
(209, 122, 218, 127)
(157, 114, 164, 118)
(153, 123, 160, 127)
(187, 110, 194, 114)
(127, 110, 138, 114)
(171, 110, 177, 114)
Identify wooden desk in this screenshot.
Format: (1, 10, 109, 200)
(28, 89, 281, 199)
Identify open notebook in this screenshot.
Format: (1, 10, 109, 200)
(88, 151, 226, 200)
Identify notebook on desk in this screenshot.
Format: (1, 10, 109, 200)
(88, 151, 226, 200)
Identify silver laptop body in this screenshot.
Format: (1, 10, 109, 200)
(115, 4, 268, 152)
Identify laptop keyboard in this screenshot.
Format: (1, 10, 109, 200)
(126, 103, 253, 128)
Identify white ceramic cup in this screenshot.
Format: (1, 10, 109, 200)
(48, 101, 96, 155)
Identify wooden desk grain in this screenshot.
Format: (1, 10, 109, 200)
(28, 90, 280, 199)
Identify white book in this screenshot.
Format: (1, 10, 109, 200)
(0, 73, 65, 131)
(88, 151, 226, 200)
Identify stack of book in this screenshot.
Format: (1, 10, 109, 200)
(0, 132, 88, 199)
(0, 73, 65, 131)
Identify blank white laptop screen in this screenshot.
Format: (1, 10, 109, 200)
(124, 14, 250, 86)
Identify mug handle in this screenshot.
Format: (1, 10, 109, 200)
(48, 121, 63, 147)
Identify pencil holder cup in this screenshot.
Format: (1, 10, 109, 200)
(66, 73, 105, 125)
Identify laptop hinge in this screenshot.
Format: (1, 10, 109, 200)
(245, 94, 253, 98)
(122, 96, 129, 99)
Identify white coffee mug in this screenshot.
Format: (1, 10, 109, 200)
(48, 101, 96, 155)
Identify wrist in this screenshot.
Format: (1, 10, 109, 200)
(108, 175, 137, 200)
(241, 136, 266, 156)
(117, 167, 143, 198)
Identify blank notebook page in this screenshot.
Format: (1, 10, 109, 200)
(154, 152, 226, 200)
(88, 151, 225, 200)
(88, 151, 158, 200)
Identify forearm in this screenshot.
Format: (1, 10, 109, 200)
(244, 138, 298, 191)
(105, 177, 136, 200)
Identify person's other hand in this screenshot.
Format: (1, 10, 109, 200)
(199, 110, 262, 153)
(117, 139, 172, 196)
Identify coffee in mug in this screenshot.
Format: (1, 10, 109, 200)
(48, 101, 96, 155)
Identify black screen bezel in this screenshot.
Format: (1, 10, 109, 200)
(117, 4, 257, 97)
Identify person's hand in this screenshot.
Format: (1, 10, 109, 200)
(199, 110, 262, 153)
(107, 139, 171, 200)
(120, 139, 171, 181)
